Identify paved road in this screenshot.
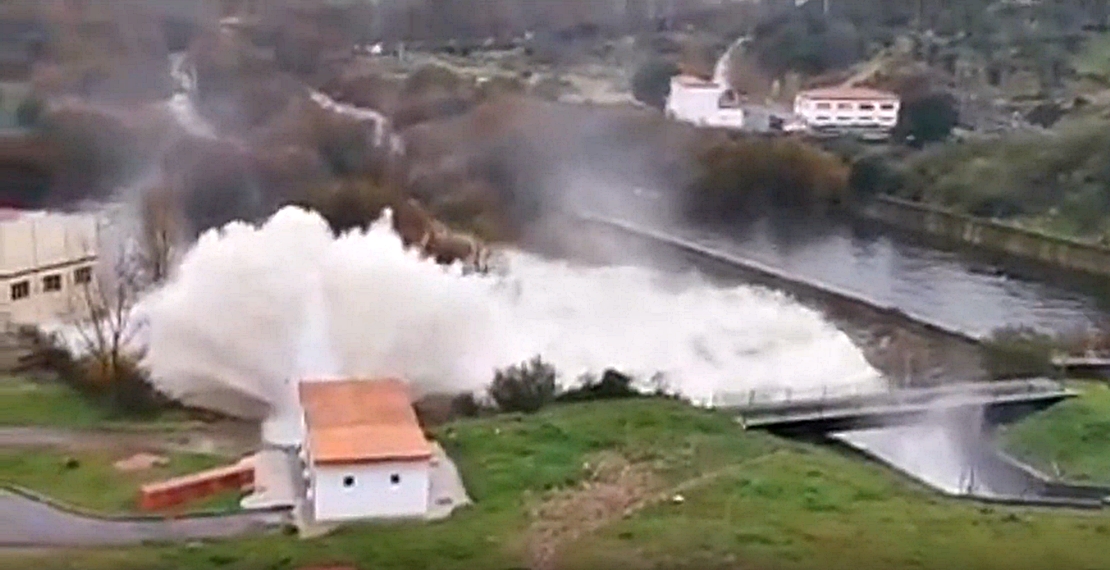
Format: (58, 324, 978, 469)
(0, 490, 288, 547)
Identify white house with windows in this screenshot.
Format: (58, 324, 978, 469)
(0, 209, 99, 326)
(792, 86, 901, 138)
(297, 378, 434, 522)
(664, 74, 747, 130)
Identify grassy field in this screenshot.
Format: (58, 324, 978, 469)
(0, 376, 193, 429)
(999, 380, 1110, 485)
(9, 399, 1110, 570)
(0, 448, 243, 514)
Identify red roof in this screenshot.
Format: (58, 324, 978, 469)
(299, 378, 432, 466)
(797, 87, 899, 101)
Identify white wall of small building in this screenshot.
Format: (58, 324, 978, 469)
(310, 460, 431, 522)
(793, 96, 900, 131)
(1, 211, 100, 326)
(665, 79, 746, 130)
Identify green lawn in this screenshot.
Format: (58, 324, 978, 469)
(0, 376, 113, 428)
(0, 448, 244, 514)
(9, 399, 1110, 570)
(999, 380, 1110, 485)
(1075, 33, 1110, 81)
(0, 377, 193, 429)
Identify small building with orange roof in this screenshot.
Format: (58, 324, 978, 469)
(298, 378, 434, 522)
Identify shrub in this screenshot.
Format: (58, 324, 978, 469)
(296, 177, 402, 235)
(894, 92, 960, 145)
(848, 153, 905, 200)
(557, 369, 639, 403)
(488, 356, 558, 414)
(449, 392, 484, 418)
(24, 330, 165, 418)
(631, 58, 680, 110)
(980, 325, 1060, 380)
(685, 135, 851, 221)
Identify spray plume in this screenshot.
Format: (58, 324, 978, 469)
(131, 205, 883, 424)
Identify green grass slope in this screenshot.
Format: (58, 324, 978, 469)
(8, 400, 1110, 570)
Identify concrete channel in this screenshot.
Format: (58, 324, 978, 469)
(570, 213, 1109, 508)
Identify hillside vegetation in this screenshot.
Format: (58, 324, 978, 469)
(1001, 381, 1110, 485)
(13, 400, 1110, 570)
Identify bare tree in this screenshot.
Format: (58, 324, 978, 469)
(65, 242, 159, 414)
(139, 186, 185, 285)
(69, 245, 145, 384)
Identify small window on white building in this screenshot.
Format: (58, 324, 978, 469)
(815, 102, 832, 110)
(837, 102, 853, 110)
(343, 475, 356, 488)
(10, 280, 29, 301)
(859, 103, 875, 111)
(74, 267, 92, 285)
(43, 274, 62, 292)
(390, 473, 401, 486)
(880, 103, 895, 111)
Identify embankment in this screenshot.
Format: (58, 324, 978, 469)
(565, 213, 987, 386)
(858, 196, 1110, 279)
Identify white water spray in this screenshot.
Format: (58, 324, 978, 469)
(308, 90, 404, 155)
(166, 52, 216, 139)
(132, 206, 883, 431)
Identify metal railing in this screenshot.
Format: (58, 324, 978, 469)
(713, 377, 1067, 413)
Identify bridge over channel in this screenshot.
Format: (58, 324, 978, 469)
(714, 379, 1076, 435)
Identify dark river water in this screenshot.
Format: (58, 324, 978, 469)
(674, 216, 1110, 338)
(595, 193, 1110, 338)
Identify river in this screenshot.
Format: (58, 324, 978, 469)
(597, 192, 1110, 339)
(679, 216, 1110, 338)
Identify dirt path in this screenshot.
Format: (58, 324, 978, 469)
(0, 423, 260, 458)
(525, 452, 782, 570)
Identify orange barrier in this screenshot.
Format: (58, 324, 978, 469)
(138, 459, 255, 512)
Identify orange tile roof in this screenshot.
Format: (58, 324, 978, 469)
(299, 378, 432, 465)
(797, 86, 899, 101)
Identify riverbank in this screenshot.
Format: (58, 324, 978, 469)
(1000, 381, 1110, 486)
(858, 195, 1110, 279)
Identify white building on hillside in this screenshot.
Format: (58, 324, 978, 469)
(664, 74, 747, 130)
(298, 378, 434, 522)
(792, 87, 901, 138)
(0, 209, 99, 326)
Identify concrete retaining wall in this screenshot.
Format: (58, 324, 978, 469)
(859, 196, 1110, 278)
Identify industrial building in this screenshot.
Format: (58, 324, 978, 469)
(792, 86, 901, 139)
(0, 209, 99, 326)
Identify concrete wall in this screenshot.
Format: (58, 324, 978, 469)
(0, 211, 99, 326)
(859, 196, 1110, 278)
(311, 460, 429, 521)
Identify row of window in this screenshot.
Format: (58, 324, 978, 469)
(9, 266, 92, 301)
(813, 101, 897, 111)
(811, 115, 897, 124)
